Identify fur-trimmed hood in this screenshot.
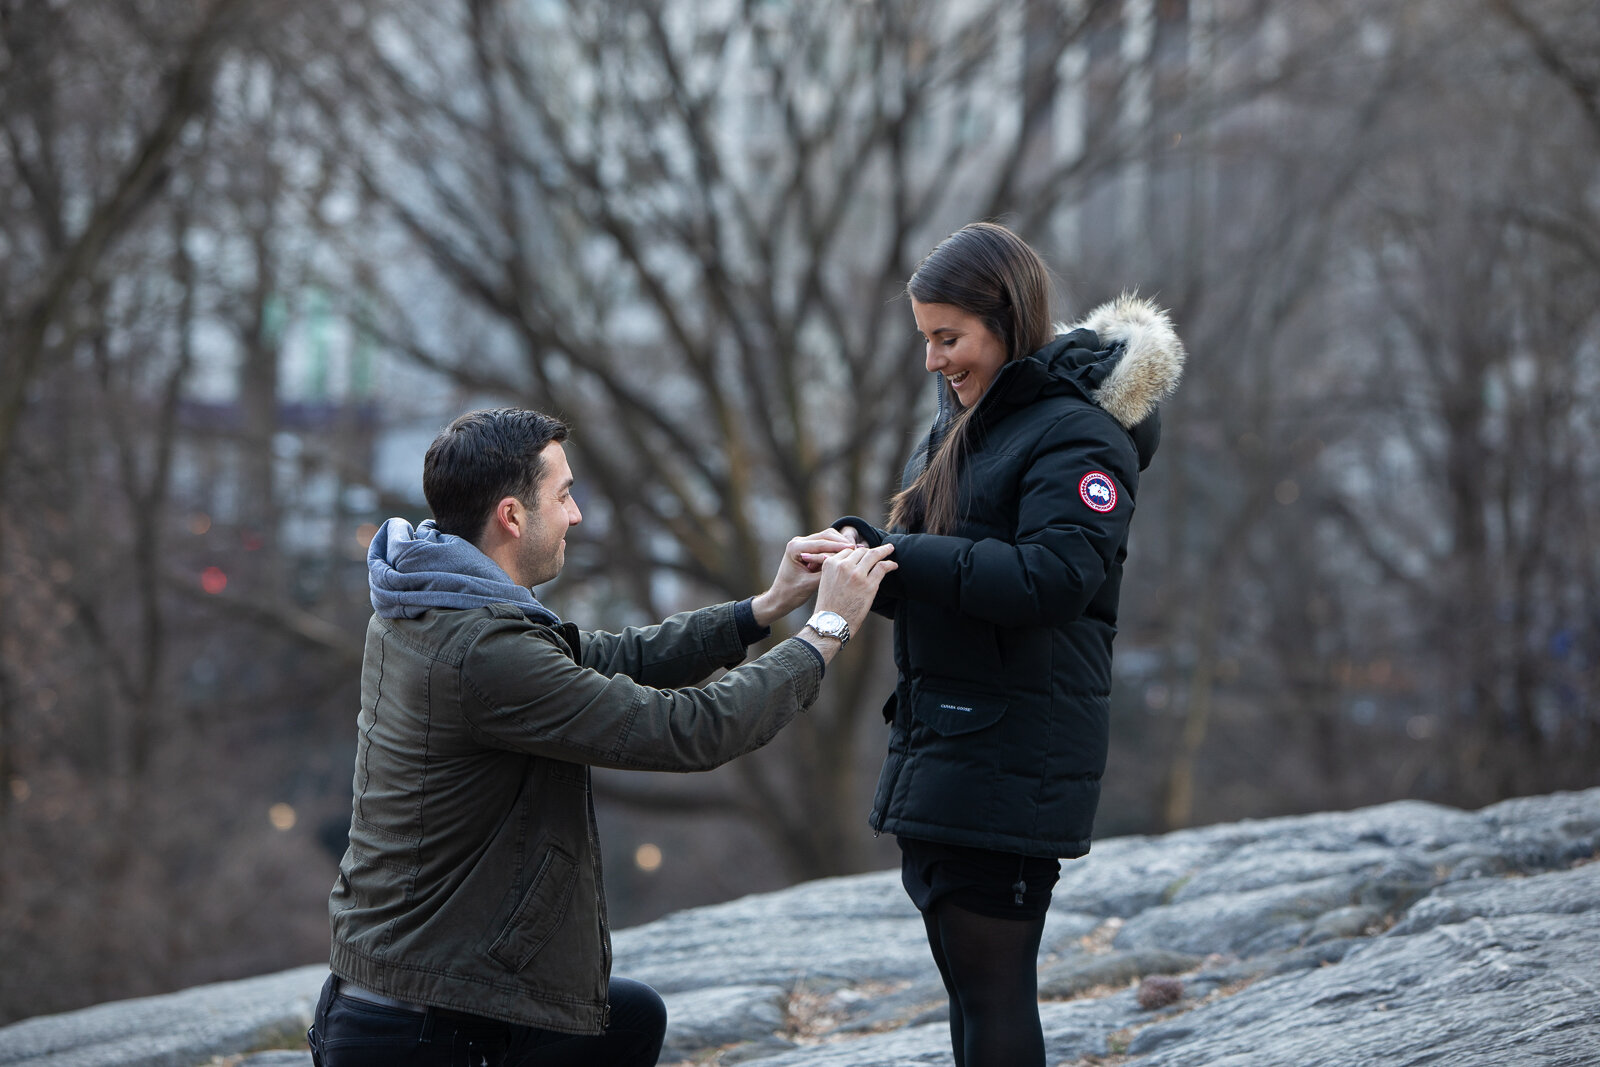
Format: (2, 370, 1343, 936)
(967, 293, 1186, 472)
(920, 293, 1186, 472)
(1056, 293, 1186, 430)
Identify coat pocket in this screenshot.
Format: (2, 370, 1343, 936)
(487, 844, 578, 974)
(911, 684, 1007, 737)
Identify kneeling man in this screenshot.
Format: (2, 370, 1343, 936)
(310, 408, 894, 1066)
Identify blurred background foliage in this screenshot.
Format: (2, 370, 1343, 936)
(1, 0, 1596, 1024)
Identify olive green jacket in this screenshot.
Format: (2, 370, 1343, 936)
(328, 600, 822, 1033)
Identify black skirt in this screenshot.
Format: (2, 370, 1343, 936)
(898, 835, 1061, 921)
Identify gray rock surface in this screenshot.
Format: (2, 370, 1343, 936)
(3, 789, 1596, 1066)
(0, 965, 325, 1067)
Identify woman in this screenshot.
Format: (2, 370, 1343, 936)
(832, 222, 1185, 1066)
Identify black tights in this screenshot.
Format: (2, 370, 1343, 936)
(921, 901, 1048, 1067)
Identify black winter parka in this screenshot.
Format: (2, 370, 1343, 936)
(837, 295, 1184, 858)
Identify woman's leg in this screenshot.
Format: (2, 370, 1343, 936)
(923, 899, 1048, 1067)
(920, 912, 965, 1067)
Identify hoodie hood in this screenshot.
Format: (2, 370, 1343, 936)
(367, 517, 561, 624)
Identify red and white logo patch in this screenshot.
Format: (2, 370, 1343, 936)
(1079, 471, 1117, 513)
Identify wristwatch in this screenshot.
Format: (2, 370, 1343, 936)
(803, 610, 851, 645)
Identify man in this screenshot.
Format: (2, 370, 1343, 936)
(308, 408, 895, 1066)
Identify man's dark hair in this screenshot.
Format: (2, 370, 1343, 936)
(423, 408, 570, 543)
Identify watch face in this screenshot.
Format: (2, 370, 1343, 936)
(812, 612, 847, 638)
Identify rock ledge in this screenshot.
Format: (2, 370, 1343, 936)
(3, 789, 1596, 1066)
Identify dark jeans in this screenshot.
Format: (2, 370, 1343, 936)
(307, 974, 665, 1067)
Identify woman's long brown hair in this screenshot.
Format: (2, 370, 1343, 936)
(887, 223, 1055, 535)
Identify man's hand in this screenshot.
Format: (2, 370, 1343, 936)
(795, 543, 897, 663)
(750, 528, 858, 628)
(815, 543, 896, 632)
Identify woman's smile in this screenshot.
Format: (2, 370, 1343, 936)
(912, 299, 1008, 406)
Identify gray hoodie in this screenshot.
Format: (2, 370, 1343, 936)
(366, 517, 560, 625)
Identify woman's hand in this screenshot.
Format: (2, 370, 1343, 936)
(832, 524, 865, 546)
(798, 524, 864, 571)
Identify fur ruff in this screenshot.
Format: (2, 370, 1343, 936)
(1057, 294, 1186, 429)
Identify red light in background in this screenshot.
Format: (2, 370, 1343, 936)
(201, 567, 228, 595)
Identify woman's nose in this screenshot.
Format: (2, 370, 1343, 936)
(924, 343, 943, 373)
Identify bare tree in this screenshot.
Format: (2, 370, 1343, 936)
(0, 0, 256, 482)
(1488, 0, 1600, 140)
(1135, 0, 1600, 824)
(0, 0, 372, 1022)
(298, 0, 1171, 880)
(1342, 4, 1600, 801)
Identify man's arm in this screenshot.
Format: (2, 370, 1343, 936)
(577, 602, 754, 691)
(460, 541, 896, 773)
(465, 623, 825, 772)
(578, 528, 857, 688)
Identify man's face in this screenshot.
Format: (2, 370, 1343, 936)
(517, 442, 582, 588)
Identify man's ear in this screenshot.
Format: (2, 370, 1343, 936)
(490, 496, 524, 539)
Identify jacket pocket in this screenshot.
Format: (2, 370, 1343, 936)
(487, 844, 578, 974)
(911, 684, 1006, 737)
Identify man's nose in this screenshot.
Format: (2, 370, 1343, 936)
(568, 501, 583, 525)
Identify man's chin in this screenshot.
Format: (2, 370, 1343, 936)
(533, 558, 564, 589)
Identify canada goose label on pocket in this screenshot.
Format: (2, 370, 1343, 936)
(913, 686, 1006, 736)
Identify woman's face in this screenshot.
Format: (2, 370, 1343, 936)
(912, 299, 1009, 408)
